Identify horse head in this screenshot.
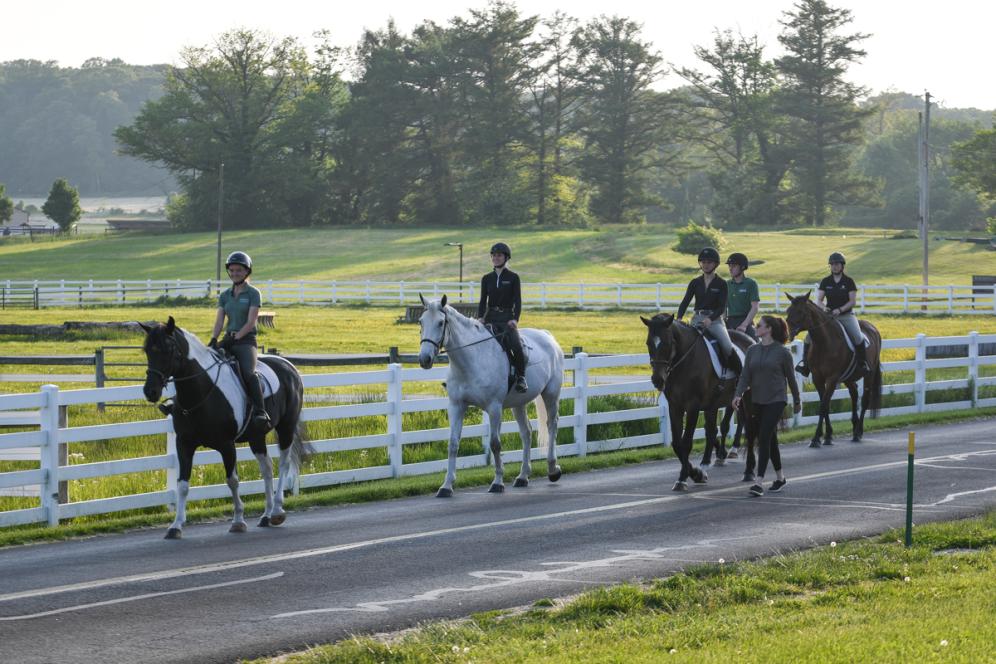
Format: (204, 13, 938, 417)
(784, 291, 813, 341)
(418, 293, 448, 369)
(642, 313, 677, 391)
(139, 316, 187, 403)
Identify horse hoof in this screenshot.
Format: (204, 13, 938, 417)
(823, 439, 833, 446)
(809, 439, 822, 448)
(693, 472, 708, 484)
(258, 516, 271, 528)
(851, 436, 861, 443)
(672, 481, 688, 492)
(513, 478, 529, 488)
(269, 513, 286, 526)
(714, 458, 726, 467)
(229, 522, 247, 534)
(436, 487, 453, 498)
(742, 473, 755, 482)
(488, 483, 505, 494)
(549, 467, 562, 483)
(164, 528, 182, 540)
(726, 449, 738, 460)
(700, 462, 711, 470)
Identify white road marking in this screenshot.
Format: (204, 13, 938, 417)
(928, 485, 996, 506)
(4, 447, 995, 605)
(0, 572, 283, 622)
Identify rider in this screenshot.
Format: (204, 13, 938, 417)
(211, 251, 271, 429)
(795, 251, 870, 377)
(477, 242, 528, 393)
(725, 252, 759, 340)
(676, 247, 743, 379)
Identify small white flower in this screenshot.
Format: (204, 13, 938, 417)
(830, 541, 837, 548)
(940, 640, 948, 647)
(904, 576, 911, 583)
(452, 646, 460, 653)
(464, 647, 470, 654)
(669, 649, 678, 654)
(718, 558, 725, 564)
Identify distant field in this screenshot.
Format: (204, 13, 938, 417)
(1, 225, 989, 284)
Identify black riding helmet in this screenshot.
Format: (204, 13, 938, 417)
(225, 251, 253, 274)
(490, 242, 511, 259)
(698, 247, 720, 263)
(726, 252, 749, 269)
(828, 251, 846, 265)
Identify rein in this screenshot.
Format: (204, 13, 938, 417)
(146, 333, 228, 416)
(650, 324, 703, 381)
(420, 310, 509, 356)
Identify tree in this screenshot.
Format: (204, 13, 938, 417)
(951, 126, 996, 201)
(776, 0, 875, 226)
(0, 183, 13, 225)
(42, 178, 82, 231)
(570, 16, 673, 224)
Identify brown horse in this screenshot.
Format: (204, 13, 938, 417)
(642, 314, 756, 490)
(785, 292, 883, 446)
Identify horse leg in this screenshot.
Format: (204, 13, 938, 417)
(720, 406, 737, 460)
(668, 402, 689, 491)
(821, 379, 835, 446)
(677, 409, 704, 490)
(540, 388, 561, 482)
(221, 444, 247, 534)
(165, 437, 193, 540)
(810, 382, 825, 448)
(512, 405, 532, 488)
(858, 376, 871, 440)
(700, 408, 719, 471)
(254, 451, 275, 526)
(486, 405, 506, 493)
(847, 381, 862, 442)
(270, 416, 302, 525)
(437, 402, 466, 498)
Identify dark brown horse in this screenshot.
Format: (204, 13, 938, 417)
(785, 292, 883, 446)
(642, 314, 756, 490)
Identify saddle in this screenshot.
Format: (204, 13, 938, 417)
(835, 320, 870, 382)
(703, 337, 744, 380)
(217, 351, 281, 399)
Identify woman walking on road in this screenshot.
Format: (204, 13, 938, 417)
(732, 315, 801, 497)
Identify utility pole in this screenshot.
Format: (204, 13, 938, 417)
(215, 162, 225, 289)
(918, 93, 930, 291)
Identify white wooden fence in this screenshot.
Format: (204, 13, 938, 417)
(3, 279, 996, 315)
(1, 333, 995, 528)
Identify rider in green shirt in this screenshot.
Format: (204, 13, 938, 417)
(725, 252, 760, 340)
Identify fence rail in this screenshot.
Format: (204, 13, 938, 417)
(1, 332, 995, 528)
(3, 279, 995, 315)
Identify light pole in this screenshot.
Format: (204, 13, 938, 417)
(215, 162, 225, 290)
(444, 242, 463, 301)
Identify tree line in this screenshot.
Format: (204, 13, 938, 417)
(3, 1, 994, 232)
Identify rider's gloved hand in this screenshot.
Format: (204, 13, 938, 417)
(208, 337, 219, 349)
(218, 333, 237, 352)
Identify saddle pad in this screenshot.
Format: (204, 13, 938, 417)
(836, 320, 870, 352)
(705, 339, 745, 380)
(256, 357, 281, 399)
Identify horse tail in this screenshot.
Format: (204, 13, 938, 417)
(535, 394, 551, 451)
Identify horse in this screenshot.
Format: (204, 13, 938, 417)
(140, 316, 310, 539)
(785, 292, 883, 446)
(417, 295, 563, 497)
(642, 313, 757, 490)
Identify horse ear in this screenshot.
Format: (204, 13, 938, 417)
(419, 292, 427, 306)
(661, 313, 674, 327)
(784, 292, 795, 301)
(440, 294, 447, 308)
(165, 316, 176, 334)
(641, 316, 652, 327)
(803, 290, 812, 300)
(138, 321, 154, 334)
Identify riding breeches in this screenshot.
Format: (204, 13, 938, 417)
(691, 312, 735, 358)
(228, 342, 265, 411)
(803, 312, 863, 349)
(486, 317, 526, 375)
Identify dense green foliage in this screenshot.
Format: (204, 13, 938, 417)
(41, 178, 82, 231)
(672, 220, 726, 254)
(0, 182, 13, 223)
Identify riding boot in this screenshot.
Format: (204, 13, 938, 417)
(855, 341, 871, 374)
(513, 351, 528, 393)
(248, 377, 271, 429)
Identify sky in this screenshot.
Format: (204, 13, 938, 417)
(3, 0, 994, 110)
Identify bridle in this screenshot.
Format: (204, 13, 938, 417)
(648, 324, 700, 385)
(420, 308, 509, 358)
(788, 300, 836, 340)
(145, 330, 226, 416)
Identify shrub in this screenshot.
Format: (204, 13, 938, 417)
(672, 220, 726, 255)
(986, 217, 996, 236)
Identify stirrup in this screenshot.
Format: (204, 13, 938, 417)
(514, 376, 528, 393)
(252, 409, 272, 427)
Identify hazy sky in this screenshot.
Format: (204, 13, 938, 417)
(4, 0, 994, 109)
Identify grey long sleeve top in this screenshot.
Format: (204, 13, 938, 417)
(735, 342, 801, 405)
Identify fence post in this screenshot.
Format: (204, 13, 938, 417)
(40, 385, 61, 527)
(656, 283, 662, 309)
(903, 285, 909, 313)
(166, 416, 178, 511)
(331, 281, 337, 304)
(541, 282, 547, 309)
(299, 280, 305, 304)
(58, 405, 69, 504)
(95, 348, 106, 412)
(914, 333, 927, 413)
(365, 280, 371, 304)
(774, 283, 782, 311)
(267, 279, 274, 304)
(791, 340, 805, 428)
(947, 286, 954, 314)
(33, 286, 39, 309)
(617, 284, 623, 307)
(968, 331, 979, 407)
(399, 281, 405, 305)
(387, 363, 404, 477)
(573, 352, 589, 457)
(578, 283, 585, 308)
(858, 285, 866, 314)
(389, 346, 400, 364)
(658, 391, 671, 446)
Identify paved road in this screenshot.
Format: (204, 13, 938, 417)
(1, 419, 994, 663)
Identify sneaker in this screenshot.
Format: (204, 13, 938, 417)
(769, 478, 787, 493)
(749, 483, 764, 497)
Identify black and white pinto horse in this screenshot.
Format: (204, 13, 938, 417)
(418, 295, 564, 497)
(140, 317, 309, 539)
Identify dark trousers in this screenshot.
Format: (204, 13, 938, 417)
(752, 401, 785, 477)
(229, 341, 265, 412)
(486, 315, 526, 376)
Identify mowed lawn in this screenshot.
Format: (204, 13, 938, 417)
(0, 225, 990, 284)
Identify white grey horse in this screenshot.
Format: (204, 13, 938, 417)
(417, 294, 564, 497)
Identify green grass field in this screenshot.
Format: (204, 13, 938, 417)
(248, 510, 996, 663)
(1, 225, 989, 284)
